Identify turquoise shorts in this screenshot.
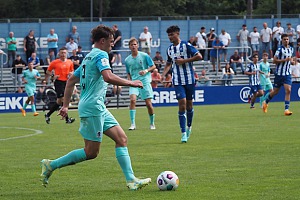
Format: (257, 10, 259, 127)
(79, 110, 119, 142)
(25, 85, 36, 97)
(262, 83, 273, 91)
(129, 82, 153, 100)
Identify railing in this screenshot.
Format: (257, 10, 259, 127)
(0, 51, 8, 83)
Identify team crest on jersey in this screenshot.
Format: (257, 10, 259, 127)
(101, 58, 109, 66)
(97, 131, 102, 138)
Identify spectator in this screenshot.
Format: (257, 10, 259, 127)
(248, 27, 260, 56)
(28, 52, 40, 68)
(47, 28, 58, 57)
(112, 24, 122, 66)
(291, 57, 300, 83)
(285, 23, 296, 48)
(151, 68, 161, 88)
(45, 50, 55, 65)
(152, 51, 165, 72)
(66, 25, 80, 44)
(206, 28, 216, 61)
(272, 21, 284, 57)
(260, 22, 273, 58)
(69, 49, 80, 70)
(222, 63, 234, 86)
(230, 50, 244, 75)
(65, 38, 78, 58)
(6, 31, 17, 68)
(139, 26, 152, 55)
(218, 29, 231, 62)
(36, 80, 47, 104)
(12, 55, 26, 91)
(210, 37, 224, 72)
(197, 69, 212, 86)
(297, 38, 300, 58)
(76, 46, 85, 65)
(195, 26, 206, 60)
(236, 24, 249, 61)
(71, 86, 80, 103)
(188, 36, 197, 48)
(23, 30, 37, 62)
(163, 73, 172, 88)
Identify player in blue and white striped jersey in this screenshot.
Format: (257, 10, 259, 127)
(244, 54, 264, 109)
(263, 34, 294, 116)
(161, 25, 202, 143)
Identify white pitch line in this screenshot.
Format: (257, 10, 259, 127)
(0, 127, 44, 141)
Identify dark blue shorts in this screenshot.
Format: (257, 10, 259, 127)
(174, 84, 195, 100)
(274, 75, 292, 88)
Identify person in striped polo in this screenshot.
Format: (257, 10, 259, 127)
(244, 54, 264, 109)
(161, 25, 202, 143)
(263, 34, 294, 116)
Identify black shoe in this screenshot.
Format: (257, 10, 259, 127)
(66, 118, 75, 124)
(45, 114, 50, 124)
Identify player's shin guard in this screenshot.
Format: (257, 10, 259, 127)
(149, 114, 155, 125)
(116, 147, 135, 181)
(178, 111, 186, 133)
(129, 110, 136, 125)
(50, 148, 87, 170)
(285, 101, 290, 110)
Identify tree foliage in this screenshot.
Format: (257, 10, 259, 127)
(0, 0, 299, 19)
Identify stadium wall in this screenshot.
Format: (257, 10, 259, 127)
(1, 84, 300, 113)
(0, 17, 299, 61)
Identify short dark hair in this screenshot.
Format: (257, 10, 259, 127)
(281, 33, 288, 39)
(59, 47, 68, 51)
(252, 54, 259, 58)
(91, 25, 114, 43)
(166, 25, 180, 34)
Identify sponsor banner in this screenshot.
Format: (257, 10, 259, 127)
(0, 93, 29, 113)
(152, 84, 300, 106)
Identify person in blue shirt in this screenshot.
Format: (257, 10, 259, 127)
(161, 25, 202, 143)
(47, 28, 58, 57)
(40, 25, 151, 190)
(125, 37, 157, 131)
(210, 37, 225, 72)
(263, 34, 294, 116)
(20, 61, 41, 116)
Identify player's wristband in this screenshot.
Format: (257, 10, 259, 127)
(145, 69, 148, 73)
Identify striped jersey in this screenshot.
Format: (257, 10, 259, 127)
(166, 41, 199, 85)
(274, 45, 294, 76)
(246, 62, 260, 86)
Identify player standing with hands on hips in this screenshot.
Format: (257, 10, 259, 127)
(161, 25, 202, 143)
(40, 25, 151, 190)
(263, 34, 294, 116)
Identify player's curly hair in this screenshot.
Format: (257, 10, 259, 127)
(91, 25, 114, 43)
(166, 25, 180, 34)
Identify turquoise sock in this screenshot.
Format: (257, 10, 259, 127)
(32, 104, 36, 112)
(129, 110, 136, 125)
(149, 114, 155, 125)
(50, 148, 87, 170)
(115, 147, 135, 181)
(23, 103, 28, 110)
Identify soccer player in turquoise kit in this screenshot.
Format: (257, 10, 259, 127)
(263, 34, 294, 116)
(125, 37, 157, 130)
(20, 61, 41, 116)
(40, 25, 151, 190)
(259, 52, 273, 108)
(161, 25, 202, 143)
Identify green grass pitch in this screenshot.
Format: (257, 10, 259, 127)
(1, 102, 300, 200)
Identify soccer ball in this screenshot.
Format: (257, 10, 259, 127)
(156, 171, 179, 191)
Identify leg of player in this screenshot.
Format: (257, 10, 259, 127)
(178, 98, 187, 143)
(20, 98, 30, 117)
(145, 98, 155, 130)
(129, 94, 137, 130)
(263, 87, 280, 113)
(186, 100, 194, 139)
(105, 125, 151, 190)
(283, 84, 292, 116)
(29, 95, 39, 116)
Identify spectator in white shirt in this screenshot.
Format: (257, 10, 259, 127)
(260, 22, 273, 58)
(272, 21, 284, 56)
(139, 26, 152, 55)
(219, 29, 231, 62)
(249, 26, 260, 57)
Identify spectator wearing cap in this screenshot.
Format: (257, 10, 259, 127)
(195, 27, 207, 60)
(210, 37, 225, 72)
(152, 51, 165, 73)
(206, 27, 217, 61)
(285, 23, 296, 49)
(236, 24, 249, 61)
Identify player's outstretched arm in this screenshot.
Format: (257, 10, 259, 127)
(102, 69, 143, 88)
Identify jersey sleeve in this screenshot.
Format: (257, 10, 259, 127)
(47, 61, 55, 71)
(74, 65, 81, 77)
(146, 55, 154, 67)
(95, 52, 111, 72)
(186, 42, 199, 56)
(166, 48, 172, 64)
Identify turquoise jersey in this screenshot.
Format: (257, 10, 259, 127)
(259, 61, 272, 86)
(22, 69, 40, 88)
(74, 48, 111, 117)
(125, 51, 154, 84)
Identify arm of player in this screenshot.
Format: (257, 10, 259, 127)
(175, 53, 202, 65)
(273, 55, 292, 64)
(161, 62, 172, 81)
(58, 75, 80, 119)
(139, 64, 157, 76)
(102, 69, 143, 88)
